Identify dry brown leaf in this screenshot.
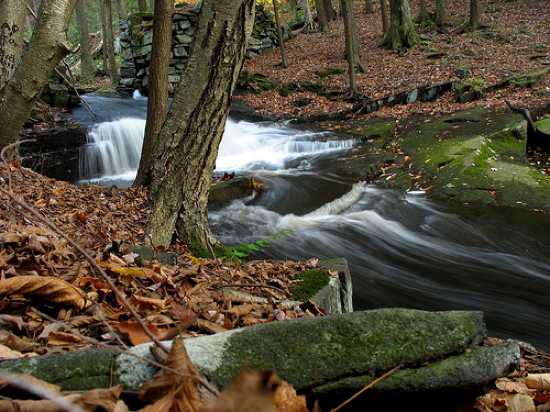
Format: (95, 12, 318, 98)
(0, 343, 23, 359)
(525, 374, 550, 391)
(496, 378, 532, 394)
(274, 380, 308, 412)
(0, 276, 87, 309)
(507, 394, 536, 412)
(197, 319, 228, 334)
(47, 331, 83, 346)
(228, 304, 254, 317)
(131, 295, 166, 310)
(115, 321, 174, 346)
(0, 330, 36, 353)
(0, 373, 61, 395)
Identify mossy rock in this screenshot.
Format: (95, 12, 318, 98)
(291, 269, 330, 301)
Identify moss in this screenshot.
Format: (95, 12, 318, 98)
(215, 309, 486, 390)
(317, 67, 345, 79)
(536, 117, 550, 134)
(291, 269, 330, 301)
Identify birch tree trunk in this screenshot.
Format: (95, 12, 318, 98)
(272, 0, 288, 67)
(135, 0, 173, 186)
(300, 0, 316, 32)
(146, 0, 255, 253)
(0, 1, 27, 91)
(100, 0, 119, 85)
(0, 0, 76, 153)
(383, 0, 417, 51)
(76, 0, 95, 83)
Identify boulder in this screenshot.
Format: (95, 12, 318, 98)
(209, 176, 259, 207)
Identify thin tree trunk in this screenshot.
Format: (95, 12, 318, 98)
(0, 0, 76, 153)
(324, 0, 337, 20)
(138, 0, 148, 12)
(134, 0, 173, 187)
(342, 0, 359, 95)
(379, 0, 389, 36)
(416, 0, 430, 23)
(146, 0, 255, 253)
(100, 0, 119, 85)
(365, 0, 374, 13)
(383, 0, 417, 51)
(315, 0, 329, 31)
(115, 0, 127, 21)
(76, 0, 95, 83)
(272, 0, 288, 67)
(288, 0, 298, 20)
(469, 0, 480, 29)
(350, 0, 364, 72)
(435, 0, 446, 26)
(0, 1, 27, 91)
(300, 0, 316, 32)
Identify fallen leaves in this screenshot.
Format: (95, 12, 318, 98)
(0, 276, 87, 309)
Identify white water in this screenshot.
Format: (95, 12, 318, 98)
(79, 117, 355, 184)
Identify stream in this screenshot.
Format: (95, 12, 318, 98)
(75, 93, 550, 350)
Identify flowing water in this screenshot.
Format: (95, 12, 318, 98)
(75, 94, 550, 350)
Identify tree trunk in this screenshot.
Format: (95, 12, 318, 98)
(272, 0, 288, 67)
(75, 0, 95, 83)
(342, 0, 359, 95)
(100, 0, 119, 85)
(469, 0, 480, 29)
(365, 0, 374, 13)
(138, 0, 148, 12)
(379, 0, 389, 36)
(300, 0, 317, 32)
(350, 0, 364, 72)
(134, 0, 173, 187)
(0, 0, 27, 91)
(435, 0, 446, 26)
(416, 0, 430, 23)
(115, 0, 127, 21)
(324, 0, 337, 20)
(383, 0, 417, 51)
(146, 0, 255, 253)
(315, 0, 329, 32)
(0, 0, 76, 153)
(288, 0, 298, 21)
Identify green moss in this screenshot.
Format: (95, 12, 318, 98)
(291, 269, 330, 301)
(317, 67, 345, 79)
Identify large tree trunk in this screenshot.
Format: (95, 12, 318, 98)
(324, 0, 337, 20)
(315, 0, 329, 31)
(134, 0, 173, 187)
(288, 0, 298, 21)
(382, 0, 417, 51)
(75, 0, 95, 83)
(100, 0, 119, 86)
(341, 0, 359, 95)
(300, 0, 316, 32)
(138, 0, 148, 12)
(469, 0, 481, 29)
(379, 0, 389, 36)
(272, 0, 288, 67)
(115, 0, 128, 21)
(0, 0, 76, 153)
(0, 1, 27, 91)
(435, 0, 446, 26)
(416, 0, 430, 23)
(146, 0, 255, 253)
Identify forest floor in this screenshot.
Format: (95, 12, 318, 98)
(237, 0, 550, 121)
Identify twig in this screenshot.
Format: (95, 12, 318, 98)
(26, 2, 37, 19)
(214, 283, 286, 294)
(330, 365, 402, 412)
(54, 67, 97, 119)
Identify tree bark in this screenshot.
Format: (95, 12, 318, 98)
(272, 0, 288, 67)
(469, 0, 480, 29)
(382, 0, 417, 51)
(0, 0, 76, 153)
(379, 0, 389, 36)
(146, 0, 255, 253)
(365, 0, 374, 13)
(300, 0, 316, 32)
(100, 0, 119, 86)
(115, 0, 127, 21)
(315, 0, 329, 32)
(138, 0, 148, 12)
(0, 0, 27, 91)
(435, 0, 446, 26)
(134, 0, 173, 187)
(416, 0, 430, 23)
(342, 0, 359, 95)
(75, 0, 95, 83)
(324, 0, 337, 20)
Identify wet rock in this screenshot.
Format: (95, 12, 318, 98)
(209, 176, 259, 207)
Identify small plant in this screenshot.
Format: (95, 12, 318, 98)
(291, 269, 330, 301)
(219, 229, 294, 262)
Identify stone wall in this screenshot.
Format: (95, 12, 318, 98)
(119, 4, 290, 94)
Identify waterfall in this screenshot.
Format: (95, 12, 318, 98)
(79, 117, 355, 184)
